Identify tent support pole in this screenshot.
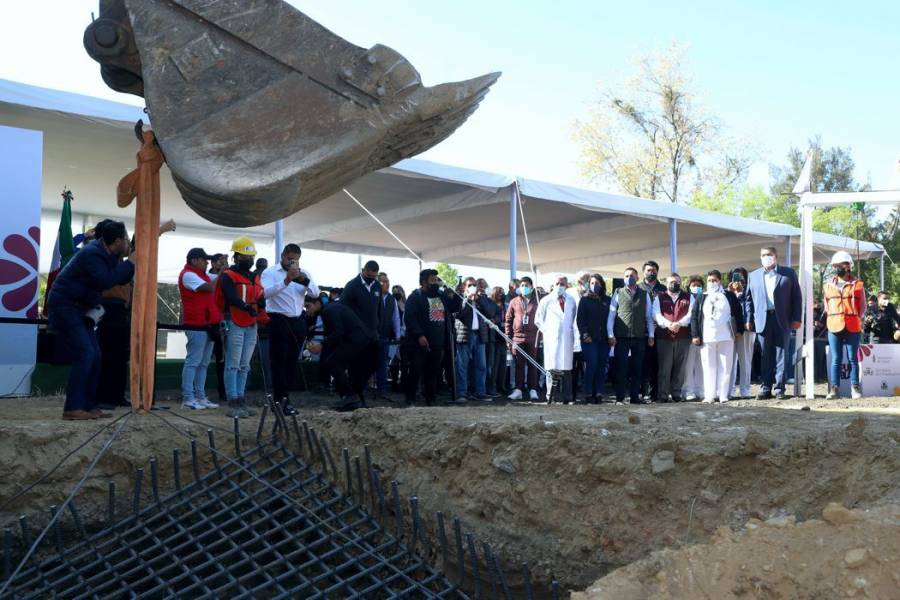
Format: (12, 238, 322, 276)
(801, 202, 815, 400)
(509, 186, 518, 280)
(785, 235, 792, 267)
(668, 219, 677, 273)
(274, 219, 284, 260)
(880, 253, 885, 290)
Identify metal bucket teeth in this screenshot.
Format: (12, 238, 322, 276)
(84, 0, 500, 226)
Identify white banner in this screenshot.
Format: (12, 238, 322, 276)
(828, 343, 900, 397)
(0, 125, 42, 396)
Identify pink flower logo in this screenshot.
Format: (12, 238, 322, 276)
(0, 227, 40, 318)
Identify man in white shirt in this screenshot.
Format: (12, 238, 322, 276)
(260, 243, 319, 414)
(178, 247, 219, 410)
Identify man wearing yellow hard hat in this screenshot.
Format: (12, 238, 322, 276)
(214, 236, 267, 417)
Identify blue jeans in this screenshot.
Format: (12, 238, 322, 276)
(50, 304, 100, 413)
(377, 336, 392, 392)
(224, 323, 258, 400)
(757, 315, 791, 394)
(582, 340, 609, 397)
(456, 336, 486, 396)
(828, 330, 860, 386)
(182, 330, 214, 401)
(613, 337, 646, 402)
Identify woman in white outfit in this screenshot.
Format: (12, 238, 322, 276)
(682, 275, 705, 400)
(727, 267, 755, 398)
(690, 270, 745, 403)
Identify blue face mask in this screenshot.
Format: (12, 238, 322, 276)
(625, 275, 636, 287)
(520, 286, 532, 296)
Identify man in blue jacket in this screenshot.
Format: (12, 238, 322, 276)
(745, 246, 802, 399)
(47, 221, 135, 420)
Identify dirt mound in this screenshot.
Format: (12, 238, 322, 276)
(573, 503, 900, 600)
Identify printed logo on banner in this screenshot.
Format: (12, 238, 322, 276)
(0, 227, 41, 317)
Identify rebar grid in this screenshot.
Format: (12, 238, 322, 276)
(2, 437, 465, 599)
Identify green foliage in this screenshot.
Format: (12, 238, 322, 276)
(434, 262, 459, 288)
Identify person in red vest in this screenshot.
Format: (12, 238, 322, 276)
(822, 251, 866, 400)
(216, 236, 267, 417)
(178, 247, 221, 410)
(651, 273, 695, 403)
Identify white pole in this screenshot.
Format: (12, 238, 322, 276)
(668, 219, 678, 273)
(801, 201, 816, 400)
(274, 218, 284, 261)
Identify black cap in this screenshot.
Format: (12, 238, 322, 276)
(186, 247, 213, 262)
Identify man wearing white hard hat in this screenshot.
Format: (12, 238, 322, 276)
(745, 247, 802, 399)
(820, 251, 866, 399)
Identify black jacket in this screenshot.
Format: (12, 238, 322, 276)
(864, 304, 900, 342)
(404, 288, 461, 347)
(340, 275, 382, 335)
(454, 295, 497, 343)
(576, 294, 610, 342)
(322, 302, 376, 350)
(47, 239, 134, 310)
(690, 290, 744, 343)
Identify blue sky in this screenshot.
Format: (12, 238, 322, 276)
(2, 0, 898, 191)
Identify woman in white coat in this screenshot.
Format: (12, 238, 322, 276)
(535, 275, 576, 404)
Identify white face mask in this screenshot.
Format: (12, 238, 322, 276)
(761, 255, 776, 268)
(708, 282, 722, 293)
(556, 285, 566, 297)
(466, 285, 477, 296)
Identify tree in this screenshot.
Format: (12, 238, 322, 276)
(575, 43, 753, 203)
(434, 262, 459, 288)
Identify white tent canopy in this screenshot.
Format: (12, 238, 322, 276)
(0, 78, 884, 285)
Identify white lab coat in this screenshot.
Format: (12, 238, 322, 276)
(568, 288, 583, 353)
(535, 292, 576, 370)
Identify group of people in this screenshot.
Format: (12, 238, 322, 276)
(44, 219, 897, 421)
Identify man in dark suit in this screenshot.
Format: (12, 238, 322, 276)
(745, 246, 802, 399)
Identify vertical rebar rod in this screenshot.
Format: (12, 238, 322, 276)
(207, 430, 222, 477)
(107, 482, 116, 524)
(466, 534, 481, 599)
(190, 440, 201, 482)
(453, 517, 465, 590)
(390, 481, 404, 542)
(49, 506, 64, 556)
(372, 467, 387, 521)
(150, 457, 161, 507)
(233, 417, 242, 458)
(256, 403, 269, 444)
(409, 497, 420, 556)
(521, 562, 535, 600)
(436, 511, 449, 572)
(173, 449, 182, 492)
(551, 580, 560, 600)
(319, 437, 339, 481)
(342, 448, 353, 499)
(483, 542, 499, 600)
(364, 445, 375, 508)
(353, 456, 365, 509)
(132, 468, 144, 516)
(290, 415, 304, 457)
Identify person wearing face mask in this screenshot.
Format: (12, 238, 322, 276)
(216, 237, 266, 418)
(505, 276, 542, 400)
(453, 276, 497, 402)
(576, 274, 610, 403)
(636, 261, 667, 402)
(340, 260, 383, 398)
(745, 246, 802, 400)
(682, 276, 705, 400)
(535, 275, 577, 404)
(403, 269, 461, 405)
(863, 291, 900, 344)
(652, 273, 694, 403)
(607, 268, 656, 404)
(690, 270, 744, 403)
(821, 251, 866, 399)
(389, 284, 408, 392)
(568, 271, 591, 402)
(727, 267, 754, 399)
(373, 272, 402, 400)
(486, 286, 509, 396)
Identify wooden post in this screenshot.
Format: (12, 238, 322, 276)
(117, 127, 164, 413)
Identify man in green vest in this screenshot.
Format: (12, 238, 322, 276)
(638, 260, 666, 402)
(607, 267, 656, 404)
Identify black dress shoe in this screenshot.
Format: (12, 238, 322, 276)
(775, 391, 788, 400)
(756, 391, 773, 400)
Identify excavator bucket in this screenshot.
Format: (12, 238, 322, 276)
(84, 0, 500, 227)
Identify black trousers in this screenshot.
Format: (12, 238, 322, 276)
(96, 302, 130, 407)
(406, 344, 444, 404)
(322, 338, 378, 398)
(268, 313, 307, 402)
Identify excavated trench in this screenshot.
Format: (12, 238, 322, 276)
(1, 396, 899, 597)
